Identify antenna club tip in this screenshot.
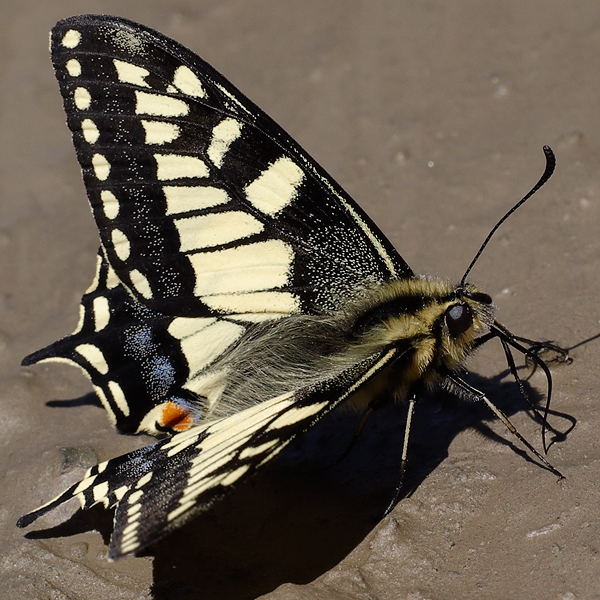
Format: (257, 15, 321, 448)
(542, 145, 556, 165)
(542, 146, 556, 175)
(460, 146, 556, 285)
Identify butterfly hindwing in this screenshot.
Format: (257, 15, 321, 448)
(18, 347, 400, 558)
(23, 252, 201, 433)
(23, 249, 281, 434)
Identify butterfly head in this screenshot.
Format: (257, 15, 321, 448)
(350, 278, 496, 390)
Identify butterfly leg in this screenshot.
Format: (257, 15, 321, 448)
(382, 395, 416, 516)
(448, 373, 564, 479)
(491, 322, 574, 451)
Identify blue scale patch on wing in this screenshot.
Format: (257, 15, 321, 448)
(22, 252, 203, 433)
(18, 347, 399, 559)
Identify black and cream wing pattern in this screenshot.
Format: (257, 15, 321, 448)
(24, 14, 411, 435)
(18, 15, 413, 557)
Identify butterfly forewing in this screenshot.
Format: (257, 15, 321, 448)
(51, 15, 410, 320)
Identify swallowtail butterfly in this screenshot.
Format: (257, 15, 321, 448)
(18, 15, 566, 560)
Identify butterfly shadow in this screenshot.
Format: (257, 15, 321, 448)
(24, 370, 573, 600)
(45, 391, 104, 409)
(144, 369, 573, 600)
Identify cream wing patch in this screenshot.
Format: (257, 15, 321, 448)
(111, 228, 131, 261)
(75, 343, 109, 375)
(172, 65, 206, 98)
(245, 157, 304, 216)
(66, 59, 81, 76)
(168, 317, 244, 376)
(92, 154, 110, 180)
(61, 29, 81, 48)
(202, 291, 300, 315)
(81, 119, 99, 143)
(174, 211, 264, 252)
(207, 118, 242, 168)
(74, 87, 91, 110)
(188, 239, 293, 297)
(135, 91, 189, 117)
(163, 186, 229, 215)
(167, 316, 217, 340)
(101, 190, 119, 220)
(107, 380, 130, 417)
(141, 120, 180, 145)
(113, 59, 150, 87)
(92, 296, 110, 331)
(155, 154, 209, 180)
(129, 269, 152, 299)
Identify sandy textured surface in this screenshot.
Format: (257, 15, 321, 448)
(1, 1, 599, 599)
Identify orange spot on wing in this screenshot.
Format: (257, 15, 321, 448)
(159, 401, 194, 432)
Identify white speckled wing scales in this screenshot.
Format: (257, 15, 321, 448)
(18, 348, 399, 559)
(50, 14, 409, 319)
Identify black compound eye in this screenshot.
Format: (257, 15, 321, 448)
(445, 303, 473, 336)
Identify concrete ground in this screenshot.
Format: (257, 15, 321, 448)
(1, 1, 599, 599)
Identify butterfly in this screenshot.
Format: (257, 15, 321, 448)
(17, 14, 567, 560)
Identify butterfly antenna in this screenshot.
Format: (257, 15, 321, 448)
(461, 146, 556, 286)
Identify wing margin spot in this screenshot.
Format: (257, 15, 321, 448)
(73, 87, 91, 109)
(61, 29, 81, 48)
